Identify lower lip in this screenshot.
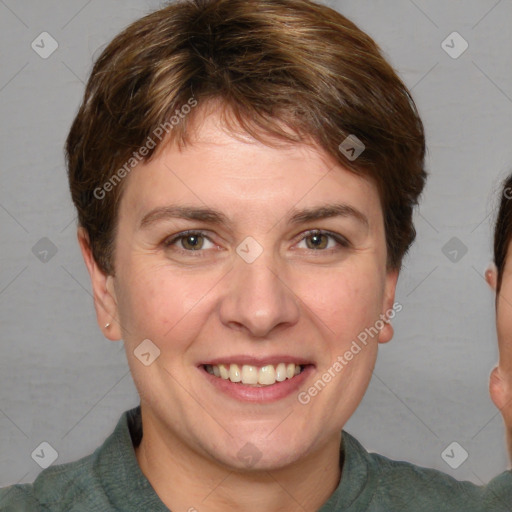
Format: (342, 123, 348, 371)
(199, 365, 315, 403)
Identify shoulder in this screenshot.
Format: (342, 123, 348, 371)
(342, 432, 512, 511)
(0, 406, 143, 512)
(0, 483, 42, 511)
(0, 449, 107, 511)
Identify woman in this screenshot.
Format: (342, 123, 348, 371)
(486, 175, 512, 462)
(1, 0, 511, 510)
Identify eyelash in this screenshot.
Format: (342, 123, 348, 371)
(163, 229, 350, 257)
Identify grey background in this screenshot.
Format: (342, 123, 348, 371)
(1, 0, 511, 489)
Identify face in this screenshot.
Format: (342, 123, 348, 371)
(81, 107, 398, 471)
(487, 249, 512, 460)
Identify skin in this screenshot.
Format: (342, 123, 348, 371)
(486, 257, 512, 463)
(78, 106, 398, 512)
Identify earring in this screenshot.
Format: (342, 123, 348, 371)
(105, 322, 111, 329)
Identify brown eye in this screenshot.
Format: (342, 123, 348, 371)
(180, 233, 205, 250)
(297, 230, 349, 251)
(164, 231, 215, 253)
(305, 232, 329, 250)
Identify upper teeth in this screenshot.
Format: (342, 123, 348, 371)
(205, 363, 303, 386)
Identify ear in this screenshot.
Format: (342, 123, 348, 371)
(485, 262, 498, 291)
(491, 366, 512, 463)
(490, 366, 508, 410)
(378, 269, 399, 344)
(491, 366, 512, 423)
(77, 227, 122, 341)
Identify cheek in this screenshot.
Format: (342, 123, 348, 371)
(115, 265, 218, 340)
(496, 302, 512, 374)
(296, 265, 384, 338)
(497, 299, 512, 342)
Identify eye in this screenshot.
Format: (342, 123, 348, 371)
(296, 230, 350, 251)
(164, 230, 216, 252)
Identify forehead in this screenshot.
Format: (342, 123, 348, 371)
(119, 108, 384, 232)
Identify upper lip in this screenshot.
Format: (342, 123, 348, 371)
(200, 355, 314, 367)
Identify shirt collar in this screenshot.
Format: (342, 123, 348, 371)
(95, 405, 169, 511)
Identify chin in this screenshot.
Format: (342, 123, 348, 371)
(210, 438, 309, 472)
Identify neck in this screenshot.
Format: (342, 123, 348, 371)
(134, 407, 342, 512)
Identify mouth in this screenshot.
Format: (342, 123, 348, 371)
(202, 362, 308, 387)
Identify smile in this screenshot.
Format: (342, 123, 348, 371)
(203, 363, 305, 386)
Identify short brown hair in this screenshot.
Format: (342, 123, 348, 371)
(493, 174, 512, 294)
(66, 0, 426, 275)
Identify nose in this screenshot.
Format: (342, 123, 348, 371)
(218, 247, 301, 338)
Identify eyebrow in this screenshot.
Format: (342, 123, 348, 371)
(138, 203, 369, 230)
